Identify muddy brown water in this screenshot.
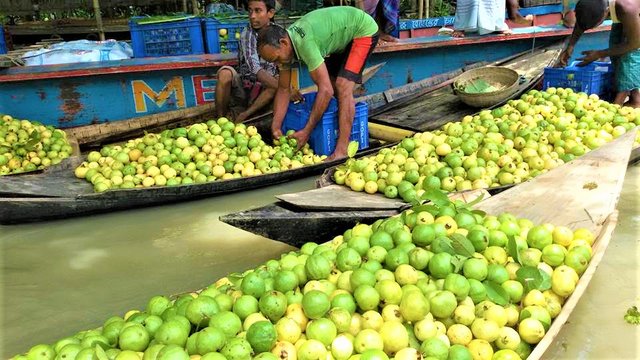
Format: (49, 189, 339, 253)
(1, 167, 638, 358)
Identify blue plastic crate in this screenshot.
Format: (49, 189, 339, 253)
(203, 18, 248, 54)
(129, 17, 205, 57)
(543, 61, 613, 97)
(282, 92, 369, 156)
(0, 26, 6, 55)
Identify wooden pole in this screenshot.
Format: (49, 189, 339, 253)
(191, 0, 200, 15)
(182, 0, 188, 13)
(92, 0, 105, 41)
(425, 0, 430, 18)
(418, 0, 424, 19)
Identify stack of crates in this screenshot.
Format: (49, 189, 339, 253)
(129, 17, 205, 57)
(202, 17, 249, 54)
(282, 92, 369, 156)
(543, 61, 614, 98)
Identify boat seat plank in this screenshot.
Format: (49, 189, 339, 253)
(475, 129, 636, 235)
(276, 185, 407, 210)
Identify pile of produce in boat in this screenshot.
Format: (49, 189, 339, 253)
(332, 88, 640, 201)
(12, 191, 597, 360)
(74, 118, 326, 192)
(0, 114, 73, 175)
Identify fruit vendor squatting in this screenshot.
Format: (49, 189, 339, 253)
(257, 6, 379, 161)
(215, 0, 303, 123)
(559, 0, 640, 108)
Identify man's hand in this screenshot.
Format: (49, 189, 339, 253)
(558, 48, 572, 67)
(288, 129, 311, 150)
(272, 126, 283, 140)
(562, 10, 576, 28)
(290, 88, 303, 103)
(236, 111, 249, 123)
(577, 50, 603, 66)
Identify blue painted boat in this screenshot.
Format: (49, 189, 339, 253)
(0, 5, 611, 141)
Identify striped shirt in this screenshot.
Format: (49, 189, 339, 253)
(238, 26, 278, 80)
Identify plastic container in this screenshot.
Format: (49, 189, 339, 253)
(129, 17, 205, 57)
(202, 18, 248, 54)
(0, 26, 7, 55)
(543, 61, 614, 97)
(282, 92, 369, 156)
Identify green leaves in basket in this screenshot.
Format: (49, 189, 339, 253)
(462, 79, 498, 94)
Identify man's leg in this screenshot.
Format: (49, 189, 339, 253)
(506, 0, 533, 25)
(215, 68, 234, 118)
(236, 88, 276, 123)
(329, 77, 356, 161)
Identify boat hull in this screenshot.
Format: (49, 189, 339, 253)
(0, 24, 608, 128)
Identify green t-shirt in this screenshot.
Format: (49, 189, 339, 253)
(287, 7, 379, 72)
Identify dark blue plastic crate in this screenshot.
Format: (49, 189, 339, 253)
(0, 26, 6, 55)
(203, 18, 248, 54)
(543, 61, 613, 97)
(282, 92, 369, 156)
(129, 17, 205, 57)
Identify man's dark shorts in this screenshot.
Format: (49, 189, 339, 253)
(325, 34, 379, 84)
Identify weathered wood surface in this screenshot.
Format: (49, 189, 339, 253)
(276, 185, 490, 211)
(372, 44, 562, 132)
(65, 104, 216, 147)
(276, 185, 408, 210)
(475, 129, 636, 235)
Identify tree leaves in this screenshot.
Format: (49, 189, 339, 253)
(450, 233, 475, 258)
(483, 280, 509, 306)
(516, 266, 551, 293)
(507, 236, 522, 265)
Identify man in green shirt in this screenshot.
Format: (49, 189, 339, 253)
(257, 7, 379, 160)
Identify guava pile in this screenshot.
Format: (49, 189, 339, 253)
(74, 118, 325, 192)
(0, 114, 73, 175)
(13, 193, 596, 360)
(333, 88, 640, 201)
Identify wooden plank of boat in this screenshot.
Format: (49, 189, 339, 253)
(276, 184, 408, 211)
(475, 129, 636, 235)
(219, 129, 636, 246)
(220, 189, 489, 249)
(371, 42, 563, 132)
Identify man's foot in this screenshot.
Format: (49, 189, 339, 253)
(513, 14, 534, 26)
(497, 29, 513, 36)
(325, 149, 348, 162)
(379, 33, 398, 42)
(452, 30, 465, 38)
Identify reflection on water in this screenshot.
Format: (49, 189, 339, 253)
(1, 167, 638, 358)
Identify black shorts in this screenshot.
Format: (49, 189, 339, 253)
(324, 34, 379, 84)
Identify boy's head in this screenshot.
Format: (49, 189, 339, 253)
(575, 0, 608, 30)
(257, 24, 294, 65)
(247, 0, 276, 30)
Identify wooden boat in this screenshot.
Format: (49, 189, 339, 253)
(0, 116, 398, 225)
(220, 130, 639, 247)
(0, 39, 564, 222)
(0, 4, 608, 139)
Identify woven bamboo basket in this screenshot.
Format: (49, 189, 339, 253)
(454, 66, 521, 108)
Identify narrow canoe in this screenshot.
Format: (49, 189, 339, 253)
(220, 131, 639, 247)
